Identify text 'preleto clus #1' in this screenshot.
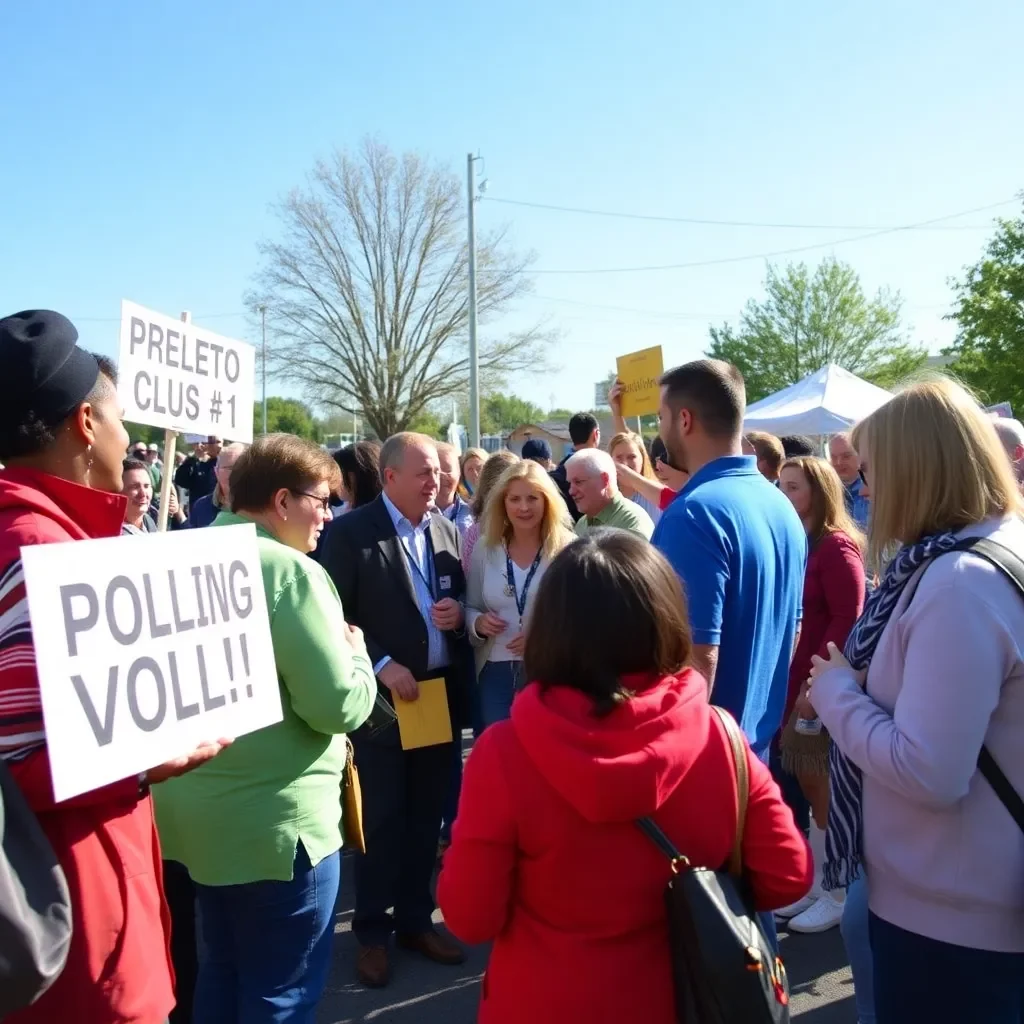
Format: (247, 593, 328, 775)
(117, 299, 256, 442)
(21, 523, 281, 801)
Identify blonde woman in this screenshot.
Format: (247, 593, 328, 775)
(466, 460, 575, 726)
(807, 377, 1024, 1024)
(775, 456, 865, 935)
(608, 431, 662, 525)
(458, 447, 488, 499)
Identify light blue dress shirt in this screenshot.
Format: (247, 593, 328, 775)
(439, 494, 475, 539)
(374, 492, 449, 675)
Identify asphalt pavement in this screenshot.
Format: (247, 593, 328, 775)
(316, 859, 857, 1024)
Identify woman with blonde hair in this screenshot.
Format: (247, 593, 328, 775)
(466, 460, 575, 726)
(608, 431, 663, 525)
(458, 447, 488, 499)
(774, 456, 865, 936)
(808, 377, 1024, 1024)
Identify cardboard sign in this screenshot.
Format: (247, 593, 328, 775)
(118, 300, 256, 442)
(616, 346, 664, 418)
(21, 524, 281, 802)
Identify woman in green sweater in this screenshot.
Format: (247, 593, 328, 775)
(154, 433, 377, 1023)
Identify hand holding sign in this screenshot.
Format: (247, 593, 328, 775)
(146, 737, 233, 785)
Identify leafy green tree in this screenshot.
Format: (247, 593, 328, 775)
(123, 422, 165, 445)
(253, 397, 318, 439)
(706, 256, 926, 403)
(481, 393, 545, 433)
(944, 199, 1024, 411)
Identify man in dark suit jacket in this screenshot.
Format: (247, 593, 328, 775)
(320, 432, 471, 989)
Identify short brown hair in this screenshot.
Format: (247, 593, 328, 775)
(660, 359, 746, 438)
(230, 433, 340, 513)
(525, 531, 691, 716)
(745, 431, 785, 476)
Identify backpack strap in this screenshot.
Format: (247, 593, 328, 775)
(712, 706, 749, 877)
(942, 536, 1024, 836)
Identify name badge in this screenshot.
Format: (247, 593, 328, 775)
(439, 575, 452, 592)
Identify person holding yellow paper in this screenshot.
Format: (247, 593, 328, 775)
(321, 432, 473, 990)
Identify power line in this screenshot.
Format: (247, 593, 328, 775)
(514, 198, 1017, 276)
(482, 195, 1006, 230)
(71, 310, 247, 324)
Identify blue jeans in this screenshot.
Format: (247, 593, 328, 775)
(869, 912, 1024, 1024)
(478, 659, 520, 728)
(193, 842, 340, 1024)
(841, 878, 875, 1024)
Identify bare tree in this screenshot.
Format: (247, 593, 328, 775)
(248, 139, 553, 438)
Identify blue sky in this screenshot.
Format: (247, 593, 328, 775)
(3, 0, 1022, 415)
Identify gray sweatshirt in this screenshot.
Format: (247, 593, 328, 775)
(813, 515, 1024, 953)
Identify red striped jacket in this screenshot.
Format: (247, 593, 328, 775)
(0, 467, 173, 1024)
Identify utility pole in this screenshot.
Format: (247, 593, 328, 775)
(466, 153, 481, 447)
(259, 304, 268, 434)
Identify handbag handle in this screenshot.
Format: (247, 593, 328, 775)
(712, 706, 749, 877)
(637, 706, 749, 877)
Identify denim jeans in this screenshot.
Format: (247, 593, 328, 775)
(478, 659, 520, 729)
(869, 912, 1024, 1024)
(841, 877, 875, 1024)
(192, 842, 340, 1024)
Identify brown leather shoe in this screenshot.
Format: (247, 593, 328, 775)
(356, 945, 390, 988)
(396, 929, 466, 966)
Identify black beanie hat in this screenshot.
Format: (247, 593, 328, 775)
(0, 310, 100, 429)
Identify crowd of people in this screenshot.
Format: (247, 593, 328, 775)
(1, 306, 1023, 1024)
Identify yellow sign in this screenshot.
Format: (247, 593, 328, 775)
(393, 678, 453, 750)
(616, 346, 664, 418)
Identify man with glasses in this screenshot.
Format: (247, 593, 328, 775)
(433, 442, 473, 538)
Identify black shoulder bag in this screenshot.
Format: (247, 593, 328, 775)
(637, 706, 790, 1024)
(0, 759, 73, 1014)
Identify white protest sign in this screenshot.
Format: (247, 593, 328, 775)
(21, 524, 281, 802)
(118, 300, 255, 442)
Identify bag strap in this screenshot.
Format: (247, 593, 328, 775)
(636, 706, 749, 877)
(931, 537, 1024, 836)
(712, 706, 749, 877)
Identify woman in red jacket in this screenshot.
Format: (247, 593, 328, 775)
(0, 310, 226, 1024)
(437, 530, 812, 1024)
(776, 455, 865, 935)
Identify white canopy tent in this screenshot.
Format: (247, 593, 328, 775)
(743, 363, 892, 436)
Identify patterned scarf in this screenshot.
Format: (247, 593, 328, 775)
(822, 529, 961, 890)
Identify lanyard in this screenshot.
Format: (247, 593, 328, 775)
(504, 546, 542, 621)
(400, 528, 436, 601)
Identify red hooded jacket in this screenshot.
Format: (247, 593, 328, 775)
(0, 467, 174, 1024)
(437, 670, 812, 1024)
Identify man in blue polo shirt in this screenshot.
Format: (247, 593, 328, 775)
(652, 359, 806, 762)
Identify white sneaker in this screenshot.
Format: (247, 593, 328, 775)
(788, 892, 844, 933)
(774, 893, 817, 921)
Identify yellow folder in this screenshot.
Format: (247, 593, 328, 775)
(393, 678, 453, 750)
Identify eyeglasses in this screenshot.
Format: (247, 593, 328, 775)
(292, 490, 332, 512)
